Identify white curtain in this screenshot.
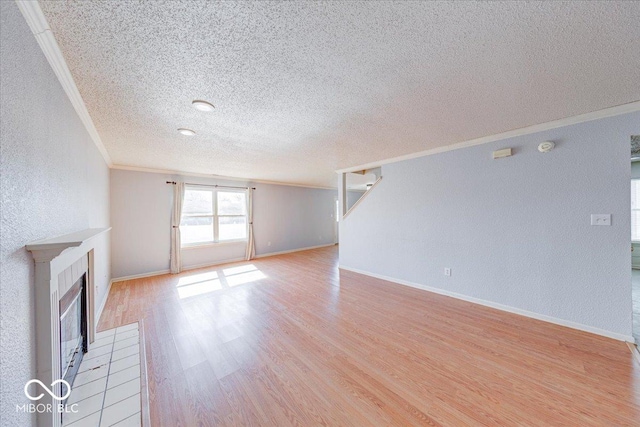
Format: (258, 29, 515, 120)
(170, 182, 185, 274)
(245, 187, 255, 260)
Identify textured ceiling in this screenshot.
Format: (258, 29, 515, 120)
(39, 1, 640, 188)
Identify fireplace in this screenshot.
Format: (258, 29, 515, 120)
(26, 227, 110, 427)
(59, 273, 87, 392)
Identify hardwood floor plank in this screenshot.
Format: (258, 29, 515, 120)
(98, 246, 640, 425)
(182, 361, 232, 426)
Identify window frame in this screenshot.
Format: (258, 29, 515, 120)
(180, 186, 248, 248)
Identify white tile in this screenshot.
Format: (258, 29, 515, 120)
(83, 344, 113, 361)
(73, 363, 109, 387)
(68, 375, 107, 405)
(78, 353, 110, 374)
(109, 354, 139, 374)
(113, 336, 138, 351)
(61, 392, 103, 425)
(116, 323, 139, 333)
(100, 394, 141, 426)
(111, 344, 139, 362)
(114, 329, 138, 342)
(103, 378, 140, 408)
(95, 328, 116, 340)
(91, 335, 115, 350)
(111, 412, 141, 427)
(64, 410, 101, 427)
(107, 364, 140, 389)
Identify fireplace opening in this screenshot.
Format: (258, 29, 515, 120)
(59, 273, 87, 395)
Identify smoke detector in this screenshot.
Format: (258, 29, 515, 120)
(538, 141, 555, 153)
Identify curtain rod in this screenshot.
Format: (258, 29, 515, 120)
(166, 181, 255, 190)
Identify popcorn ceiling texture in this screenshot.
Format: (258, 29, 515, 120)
(0, 2, 111, 425)
(39, 1, 640, 187)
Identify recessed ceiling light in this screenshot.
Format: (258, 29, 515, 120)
(192, 100, 215, 112)
(178, 128, 196, 136)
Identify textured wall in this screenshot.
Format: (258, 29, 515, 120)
(110, 169, 336, 278)
(340, 112, 639, 338)
(0, 2, 111, 425)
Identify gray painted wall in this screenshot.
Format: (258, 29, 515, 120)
(346, 190, 366, 211)
(110, 169, 337, 278)
(340, 112, 639, 339)
(0, 2, 111, 425)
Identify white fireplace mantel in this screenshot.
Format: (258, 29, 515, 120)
(26, 227, 110, 427)
(26, 227, 110, 262)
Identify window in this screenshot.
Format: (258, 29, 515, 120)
(181, 187, 247, 246)
(633, 180, 640, 242)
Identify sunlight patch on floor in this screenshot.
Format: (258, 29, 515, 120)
(177, 264, 266, 298)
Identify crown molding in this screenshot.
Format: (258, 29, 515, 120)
(16, 0, 113, 167)
(336, 101, 640, 174)
(110, 164, 337, 190)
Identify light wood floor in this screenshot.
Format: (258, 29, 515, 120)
(99, 246, 640, 426)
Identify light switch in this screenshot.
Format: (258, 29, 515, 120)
(591, 214, 611, 226)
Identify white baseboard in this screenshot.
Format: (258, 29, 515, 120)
(95, 278, 114, 326)
(110, 269, 171, 283)
(255, 243, 336, 259)
(339, 265, 634, 343)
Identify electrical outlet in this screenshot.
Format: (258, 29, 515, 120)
(590, 214, 611, 226)
(444, 268, 451, 277)
(267, 241, 271, 246)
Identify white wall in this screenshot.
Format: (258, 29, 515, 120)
(0, 2, 111, 424)
(110, 169, 336, 278)
(340, 112, 639, 340)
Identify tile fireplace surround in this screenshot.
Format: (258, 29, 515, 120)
(26, 228, 110, 427)
(62, 323, 143, 426)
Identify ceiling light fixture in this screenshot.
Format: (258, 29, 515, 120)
(178, 128, 196, 136)
(192, 100, 215, 112)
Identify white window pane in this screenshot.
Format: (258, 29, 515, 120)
(633, 211, 640, 241)
(219, 216, 247, 241)
(183, 190, 213, 215)
(218, 192, 246, 215)
(180, 217, 214, 244)
(633, 181, 640, 210)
